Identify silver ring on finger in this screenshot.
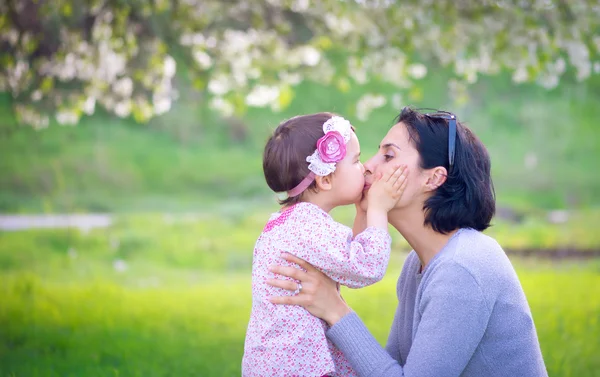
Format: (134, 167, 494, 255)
(294, 282, 303, 295)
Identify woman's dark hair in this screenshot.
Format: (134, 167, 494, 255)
(396, 106, 496, 233)
(263, 112, 333, 205)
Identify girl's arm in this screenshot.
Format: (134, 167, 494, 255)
(288, 165, 407, 288)
(352, 203, 367, 238)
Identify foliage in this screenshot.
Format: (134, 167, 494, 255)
(1, 0, 599, 128)
(2, 67, 600, 212)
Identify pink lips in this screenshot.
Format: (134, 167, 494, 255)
(363, 183, 371, 191)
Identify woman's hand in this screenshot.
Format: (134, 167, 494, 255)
(267, 253, 352, 326)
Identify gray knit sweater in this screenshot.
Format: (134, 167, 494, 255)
(327, 228, 547, 377)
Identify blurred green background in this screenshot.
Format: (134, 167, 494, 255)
(1, 1, 600, 376)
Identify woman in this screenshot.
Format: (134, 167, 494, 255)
(267, 107, 547, 376)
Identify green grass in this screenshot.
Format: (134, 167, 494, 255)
(1, 262, 599, 376)
(1, 69, 600, 213)
(1, 211, 599, 376)
(1, 209, 599, 284)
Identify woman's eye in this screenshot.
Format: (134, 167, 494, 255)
(384, 154, 394, 161)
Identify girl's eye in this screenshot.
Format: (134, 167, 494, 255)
(384, 154, 394, 161)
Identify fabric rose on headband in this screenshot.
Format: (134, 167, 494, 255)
(316, 131, 346, 163)
(305, 116, 352, 176)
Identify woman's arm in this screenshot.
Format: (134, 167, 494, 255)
(268, 255, 493, 377)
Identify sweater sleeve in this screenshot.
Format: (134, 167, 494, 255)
(327, 262, 492, 377)
(289, 205, 392, 288)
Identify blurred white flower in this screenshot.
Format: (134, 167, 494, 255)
(299, 46, 321, 67)
(83, 97, 96, 115)
(246, 85, 280, 107)
(575, 61, 591, 82)
(6, 29, 19, 45)
(209, 97, 234, 117)
(113, 259, 128, 273)
(512, 66, 529, 83)
(292, 0, 310, 12)
(114, 100, 132, 118)
(391, 93, 403, 110)
(153, 96, 172, 115)
(279, 71, 302, 85)
(16, 105, 50, 130)
(205, 35, 217, 48)
(554, 58, 566, 75)
(163, 55, 177, 78)
(56, 110, 80, 125)
(193, 50, 213, 69)
(356, 93, 386, 121)
(378, 55, 408, 87)
(208, 75, 230, 96)
(348, 57, 368, 84)
(325, 14, 354, 36)
(537, 74, 559, 89)
(113, 77, 133, 97)
(31, 90, 42, 102)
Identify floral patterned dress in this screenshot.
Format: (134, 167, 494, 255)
(242, 202, 392, 377)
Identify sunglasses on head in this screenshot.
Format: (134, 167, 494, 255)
(403, 107, 457, 173)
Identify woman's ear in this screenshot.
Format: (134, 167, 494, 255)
(424, 167, 447, 192)
(315, 174, 333, 191)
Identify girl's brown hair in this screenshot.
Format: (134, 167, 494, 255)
(263, 112, 334, 205)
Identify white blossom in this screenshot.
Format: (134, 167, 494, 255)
(512, 66, 529, 83)
(391, 93, 403, 110)
(208, 75, 231, 96)
(113, 259, 128, 273)
(298, 46, 321, 67)
(356, 93, 386, 121)
(153, 96, 172, 115)
(31, 90, 42, 101)
(163, 55, 177, 78)
(83, 97, 96, 115)
(209, 97, 235, 117)
(246, 85, 280, 107)
(113, 77, 133, 97)
(407, 63, 427, 79)
(193, 50, 213, 69)
(56, 110, 80, 125)
(114, 100, 132, 118)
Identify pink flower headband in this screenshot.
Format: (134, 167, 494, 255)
(287, 116, 353, 197)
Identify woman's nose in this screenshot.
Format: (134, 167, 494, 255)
(363, 156, 376, 175)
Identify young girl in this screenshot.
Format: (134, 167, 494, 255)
(242, 113, 408, 377)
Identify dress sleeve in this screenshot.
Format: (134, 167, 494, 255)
(327, 262, 491, 377)
(290, 204, 392, 288)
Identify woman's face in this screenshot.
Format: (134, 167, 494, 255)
(361, 122, 427, 211)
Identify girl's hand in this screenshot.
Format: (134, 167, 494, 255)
(267, 253, 352, 326)
(367, 164, 408, 213)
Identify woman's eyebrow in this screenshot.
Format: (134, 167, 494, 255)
(379, 142, 401, 150)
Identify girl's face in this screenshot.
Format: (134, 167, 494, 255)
(361, 122, 426, 211)
(330, 132, 366, 205)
